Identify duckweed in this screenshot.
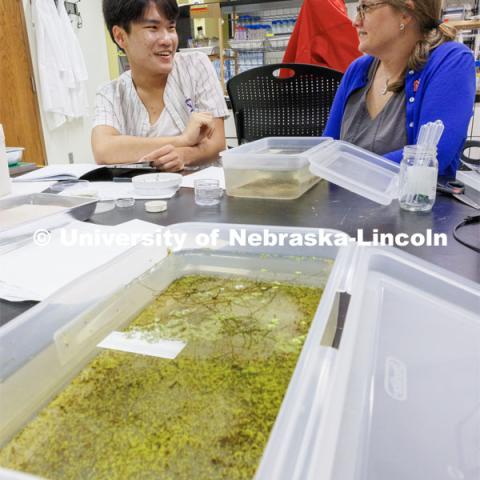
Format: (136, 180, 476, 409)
(0, 276, 323, 480)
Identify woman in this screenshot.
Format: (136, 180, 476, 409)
(323, 0, 475, 177)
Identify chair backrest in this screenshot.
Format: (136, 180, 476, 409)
(227, 63, 343, 144)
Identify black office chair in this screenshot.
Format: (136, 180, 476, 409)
(227, 63, 343, 144)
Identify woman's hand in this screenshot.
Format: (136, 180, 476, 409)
(180, 112, 214, 146)
(142, 144, 185, 172)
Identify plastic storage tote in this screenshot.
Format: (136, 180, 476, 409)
(220, 137, 332, 200)
(222, 137, 403, 205)
(1, 223, 479, 480)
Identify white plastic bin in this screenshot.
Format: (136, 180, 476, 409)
(257, 245, 480, 480)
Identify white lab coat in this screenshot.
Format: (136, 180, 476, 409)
(32, 0, 88, 130)
(57, 0, 89, 119)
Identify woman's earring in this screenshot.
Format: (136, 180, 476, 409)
(400, 23, 405, 31)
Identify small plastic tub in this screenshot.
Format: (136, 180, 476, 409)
(6, 148, 25, 166)
(194, 179, 222, 206)
(132, 173, 182, 197)
(220, 137, 331, 200)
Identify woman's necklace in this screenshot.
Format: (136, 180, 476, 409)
(381, 78, 389, 95)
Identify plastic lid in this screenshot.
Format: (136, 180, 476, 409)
(132, 173, 181, 188)
(221, 137, 333, 172)
(309, 141, 400, 205)
(145, 200, 168, 213)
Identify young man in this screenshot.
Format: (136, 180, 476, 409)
(92, 0, 229, 171)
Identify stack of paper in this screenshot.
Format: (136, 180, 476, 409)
(13, 164, 102, 182)
(0, 219, 166, 302)
(3, 181, 55, 199)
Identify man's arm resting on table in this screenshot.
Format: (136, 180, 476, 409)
(141, 118, 226, 171)
(179, 118, 226, 167)
(91, 125, 188, 165)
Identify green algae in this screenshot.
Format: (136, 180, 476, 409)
(0, 275, 323, 480)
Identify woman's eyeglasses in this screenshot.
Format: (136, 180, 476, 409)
(356, 1, 388, 20)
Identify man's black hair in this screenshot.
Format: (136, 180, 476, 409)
(103, 0, 179, 47)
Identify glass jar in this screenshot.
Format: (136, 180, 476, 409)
(398, 145, 438, 212)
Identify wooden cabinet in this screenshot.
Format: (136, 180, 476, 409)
(0, 0, 46, 165)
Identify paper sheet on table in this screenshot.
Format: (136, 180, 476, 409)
(0, 219, 166, 302)
(13, 163, 102, 182)
(181, 166, 225, 189)
(98, 331, 186, 359)
(3, 182, 55, 199)
(59, 182, 177, 200)
(0, 204, 65, 230)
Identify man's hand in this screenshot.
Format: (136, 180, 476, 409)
(180, 112, 214, 146)
(142, 145, 185, 172)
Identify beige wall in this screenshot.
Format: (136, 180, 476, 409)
(22, 1, 110, 165)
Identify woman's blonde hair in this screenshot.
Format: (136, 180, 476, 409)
(388, 0, 457, 91)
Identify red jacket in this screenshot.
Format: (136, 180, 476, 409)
(283, 0, 361, 73)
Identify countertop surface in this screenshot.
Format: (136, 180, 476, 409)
(1, 179, 479, 325)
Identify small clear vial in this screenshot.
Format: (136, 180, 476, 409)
(398, 145, 438, 212)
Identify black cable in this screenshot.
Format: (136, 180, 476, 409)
(453, 215, 480, 253)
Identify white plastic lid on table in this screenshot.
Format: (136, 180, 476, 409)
(221, 137, 332, 172)
(308, 140, 401, 205)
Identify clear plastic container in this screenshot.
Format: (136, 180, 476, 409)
(221, 137, 331, 200)
(0, 223, 343, 479)
(194, 179, 222, 206)
(257, 245, 480, 480)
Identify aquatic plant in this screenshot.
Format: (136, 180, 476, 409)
(0, 276, 323, 480)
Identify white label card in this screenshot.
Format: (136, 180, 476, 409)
(97, 331, 186, 359)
